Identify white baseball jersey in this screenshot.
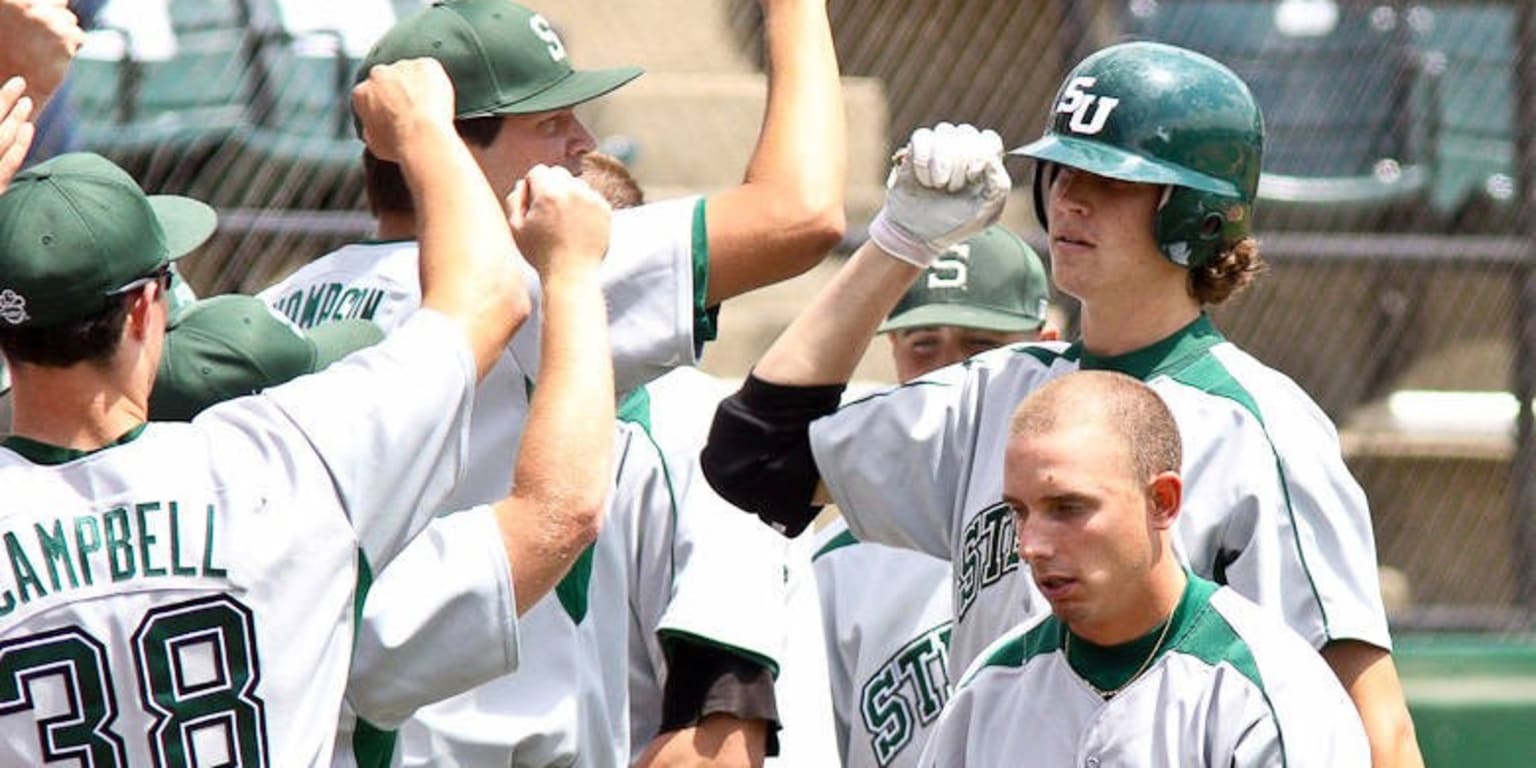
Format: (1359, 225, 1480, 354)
(810, 314, 1389, 675)
(625, 368, 790, 761)
(334, 507, 519, 768)
(258, 196, 709, 513)
(258, 196, 709, 766)
(0, 310, 475, 766)
(919, 576, 1370, 767)
(813, 518, 952, 768)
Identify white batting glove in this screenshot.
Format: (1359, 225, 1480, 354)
(867, 122, 1010, 268)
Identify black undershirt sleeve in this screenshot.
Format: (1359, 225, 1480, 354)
(700, 373, 845, 538)
(657, 634, 781, 755)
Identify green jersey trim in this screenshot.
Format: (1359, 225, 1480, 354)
(692, 198, 719, 350)
(1, 423, 149, 465)
(1064, 575, 1212, 693)
(813, 529, 859, 561)
(351, 718, 399, 768)
(554, 544, 597, 623)
(1164, 351, 1332, 641)
(617, 385, 681, 590)
(1076, 313, 1224, 379)
(657, 628, 782, 679)
(1169, 586, 1288, 765)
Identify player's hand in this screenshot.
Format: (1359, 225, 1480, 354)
(0, 0, 84, 108)
(0, 77, 36, 194)
(868, 122, 1010, 268)
(508, 164, 612, 278)
(351, 58, 457, 163)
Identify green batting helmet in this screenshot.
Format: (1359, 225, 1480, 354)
(1011, 42, 1264, 268)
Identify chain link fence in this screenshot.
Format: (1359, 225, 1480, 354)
(51, 0, 1536, 627)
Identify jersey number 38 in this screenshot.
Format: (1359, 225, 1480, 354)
(0, 594, 267, 767)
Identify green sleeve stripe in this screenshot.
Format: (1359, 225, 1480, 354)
(691, 198, 718, 349)
(350, 718, 399, 768)
(658, 628, 781, 679)
(353, 549, 373, 641)
(1166, 354, 1332, 641)
(812, 529, 859, 561)
(959, 617, 1064, 689)
(554, 544, 597, 623)
(1171, 587, 1288, 766)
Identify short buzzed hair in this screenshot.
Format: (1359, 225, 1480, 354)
(1010, 371, 1181, 487)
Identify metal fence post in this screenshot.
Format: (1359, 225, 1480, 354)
(1510, 0, 1536, 613)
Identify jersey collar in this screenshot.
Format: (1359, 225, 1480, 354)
(2, 423, 149, 466)
(1073, 313, 1224, 381)
(1064, 571, 1217, 693)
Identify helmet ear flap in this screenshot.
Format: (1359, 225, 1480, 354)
(1154, 187, 1247, 268)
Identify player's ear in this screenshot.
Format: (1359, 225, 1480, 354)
(1146, 471, 1181, 529)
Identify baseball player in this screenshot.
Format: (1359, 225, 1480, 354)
(260, 1, 843, 763)
(919, 371, 1368, 766)
(0, 56, 575, 764)
(703, 42, 1422, 766)
(814, 224, 1053, 768)
(147, 271, 618, 768)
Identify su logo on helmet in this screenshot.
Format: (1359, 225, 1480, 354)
(1055, 77, 1120, 135)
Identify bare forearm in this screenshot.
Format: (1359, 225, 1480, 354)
(1321, 641, 1424, 768)
(754, 241, 920, 385)
(637, 715, 768, 768)
(504, 262, 612, 614)
(703, 0, 845, 304)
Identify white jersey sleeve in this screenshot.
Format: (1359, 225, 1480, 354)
(346, 506, 518, 731)
(637, 369, 788, 665)
(813, 518, 953, 768)
(809, 345, 1065, 560)
(1154, 343, 1390, 650)
(623, 371, 790, 757)
(238, 309, 476, 570)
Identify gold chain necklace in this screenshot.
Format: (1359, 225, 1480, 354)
(1066, 616, 1174, 700)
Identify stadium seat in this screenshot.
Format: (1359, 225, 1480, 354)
(191, 29, 366, 211)
(1124, 0, 1434, 232)
(67, 0, 268, 193)
(1413, 3, 1518, 234)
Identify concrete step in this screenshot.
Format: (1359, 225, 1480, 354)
(580, 73, 889, 194)
(552, 0, 756, 74)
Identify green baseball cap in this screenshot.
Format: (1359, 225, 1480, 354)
(879, 226, 1050, 335)
(358, 0, 643, 126)
(0, 153, 217, 329)
(150, 295, 384, 421)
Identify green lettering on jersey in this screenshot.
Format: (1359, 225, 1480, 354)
(357, 288, 385, 320)
(5, 532, 45, 602)
(202, 505, 227, 578)
(274, 291, 302, 323)
(335, 288, 361, 322)
(299, 283, 338, 328)
(34, 519, 78, 591)
(0, 587, 14, 616)
(74, 516, 101, 586)
(136, 502, 166, 578)
(167, 502, 198, 577)
(103, 506, 136, 581)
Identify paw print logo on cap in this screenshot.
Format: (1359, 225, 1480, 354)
(0, 289, 30, 325)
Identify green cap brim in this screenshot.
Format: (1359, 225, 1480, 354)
(306, 319, 385, 370)
(1009, 134, 1240, 198)
(148, 195, 218, 261)
(879, 304, 1044, 335)
(467, 66, 644, 117)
